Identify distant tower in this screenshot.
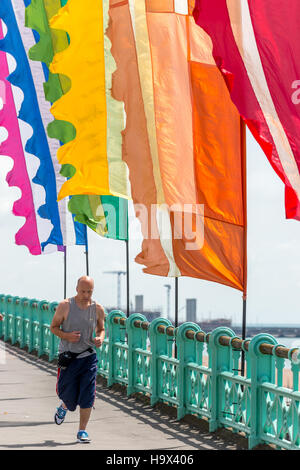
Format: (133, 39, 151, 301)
(135, 295, 144, 312)
(164, 284, 171, 319)
(186, 298, 197, 323)
(103, 270, 126, 309)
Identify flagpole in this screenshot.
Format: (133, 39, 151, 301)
(64, 246, 67, 299)
(175, 276, 178, 357)
(241, 118, 248, 376)
(125, 238, 130, 317)
(85, 228, 89, 276)
(175, 277, 178, 328)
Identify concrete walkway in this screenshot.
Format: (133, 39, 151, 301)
(0, 340, 269, 451)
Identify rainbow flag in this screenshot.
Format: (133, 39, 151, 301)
(0, 0, 87, 253)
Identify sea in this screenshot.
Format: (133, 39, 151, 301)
(274, 337, 300, 350)
(231, 324, 300, 350)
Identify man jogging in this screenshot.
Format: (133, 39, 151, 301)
(50, 275, 105, 443)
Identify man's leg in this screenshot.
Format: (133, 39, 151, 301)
(77, 354, 98, 440)
(55, 366, 78, 424)
(56, 364, 78, 413)
(79, 407, 93, 431)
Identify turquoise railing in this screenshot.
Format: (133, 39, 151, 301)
(1, 294, 300, 450)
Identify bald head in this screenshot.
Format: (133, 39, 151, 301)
(77, 276, 94, 288)
(76, 276, 94, 303)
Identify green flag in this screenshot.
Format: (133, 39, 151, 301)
(69, 195, 128, 241)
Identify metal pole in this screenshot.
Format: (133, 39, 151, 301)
(240, 118, 248, 376)
(117, 274, 121, 310)
(126, 239, 130, 317)
(84, 226, 89, 276)
(64, 246, 67, 299)
(175, 277, 178, 328)
(242, 298, 247, 340)
(241, 298, 247, 376)
(164, 284, 171, 320)
(175, 277, 178, 358)
(85, 232, 89, 276)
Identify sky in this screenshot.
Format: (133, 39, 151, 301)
(0, 127, 300, 326)
(0, 12, 299, 329)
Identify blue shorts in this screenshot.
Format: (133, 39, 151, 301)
(56, 353, 98, 411)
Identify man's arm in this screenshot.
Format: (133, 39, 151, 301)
(93, 304, 105, 348)
(50, 300, 81, 343)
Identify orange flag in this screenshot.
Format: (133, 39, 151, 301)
(108, 0, 246, 292)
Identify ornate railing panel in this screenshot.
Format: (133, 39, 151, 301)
(1, 294, 300, 450)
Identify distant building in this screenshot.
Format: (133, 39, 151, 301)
(132, 295, 161, 322)
(105, 294, 161, 323)
(176, 317, 232, 332)
(198, 318, 232, 332)
(105, 293, 231, 332)
(135, 295, 144, 312)
(105, 306, 161, 322)
(186, 298, 197, 323)
(142, 311, 161, 322)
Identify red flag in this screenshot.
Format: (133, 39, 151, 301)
(193, 0, 300, 220)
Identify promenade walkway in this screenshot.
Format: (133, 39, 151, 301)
(0, 340, 270, 451)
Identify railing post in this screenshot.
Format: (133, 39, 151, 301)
(97, 313, 109, 377)
(126, 313, 147, 397)
(248, 333, 278, 449)
(31, 300, 40, 353)
(242, 338, 252, 379)
(15, 297, 27, 348)
(208, 326, 236, 433)
(48, 302, 59, 361)
(4, 295, 13, 342)
(0, 294, 6, 338)
(21, 298, 30, 349)
(176, 322, 202, 420)
(24, 299, 38, 352)
(37, 300, 48, 356)
(107, 310, 127, 387)
(11, 296, 21, 345)
(2, 295, 10, 341)
(39, 301, 51, 359)
(149, 318, 173, 407)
